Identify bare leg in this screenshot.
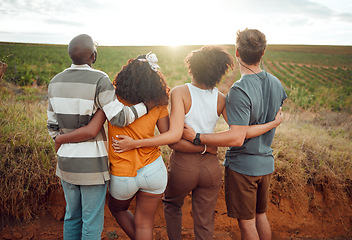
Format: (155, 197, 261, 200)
(256, 213, 271, 240)
(134, 191, 163, 240)
(108, 193, 136, 239)
(237, 218, 259, 240)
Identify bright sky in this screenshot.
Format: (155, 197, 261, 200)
(1, 0, 352, 46)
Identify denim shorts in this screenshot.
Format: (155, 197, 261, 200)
(109, 156, 167, 200)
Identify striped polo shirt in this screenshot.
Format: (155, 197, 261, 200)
(47, 64, 147, 185)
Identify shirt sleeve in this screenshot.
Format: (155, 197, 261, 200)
(226, 86, 251, 126)
(95, 75, 148, 127)
(47, 99, 60, 139)
(158, 105, 170, 119)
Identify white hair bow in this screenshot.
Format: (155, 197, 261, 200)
(139, 52, 160, 72)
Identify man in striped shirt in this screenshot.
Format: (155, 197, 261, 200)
(47, 34, 149, 239)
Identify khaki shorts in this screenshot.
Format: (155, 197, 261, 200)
(224, 167, 272, 220)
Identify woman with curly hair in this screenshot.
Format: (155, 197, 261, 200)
(54, 53, 171, 240)
(113, 46, 283, 239)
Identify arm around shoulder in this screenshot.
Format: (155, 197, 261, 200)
(96, 76, 148, 127)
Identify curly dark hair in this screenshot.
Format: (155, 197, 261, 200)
(113, 54, 170, 106)
(236, 28, 266, 65)
(185, 46, 234, 89)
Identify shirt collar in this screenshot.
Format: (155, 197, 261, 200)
(70, 64, 92, 69)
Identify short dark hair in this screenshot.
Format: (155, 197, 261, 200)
(185, 46, 234, 89)
(68, 34, 95, 65)
(236, 29, 267, 65)
(113, 55, 170, 106)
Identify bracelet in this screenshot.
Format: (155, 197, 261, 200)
(201, 145, 207, 154)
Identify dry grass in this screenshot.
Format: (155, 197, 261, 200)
(0, 82, 59, 220)
(270, 109, 352, 208)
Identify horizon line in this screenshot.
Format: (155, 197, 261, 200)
(1, 41, 352, 48)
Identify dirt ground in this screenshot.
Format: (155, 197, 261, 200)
(1, 175, 352, 240)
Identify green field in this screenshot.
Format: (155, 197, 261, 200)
(0, 43, 351, 221)
(1, 42, 351, 111)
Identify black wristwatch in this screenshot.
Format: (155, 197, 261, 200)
(193, 133, 201, 145)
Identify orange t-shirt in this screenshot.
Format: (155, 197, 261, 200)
(108, 99, 169, 177)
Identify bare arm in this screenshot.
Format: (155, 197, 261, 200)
(155, 116, 217, 154)
(112, 87, 186, 152)
(55, 109, 106, 152)
(183, 108, 283, 147)
(183, 124, 248, 147)
(154, 115, 218, 154)
(169, 140, 217, 154)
